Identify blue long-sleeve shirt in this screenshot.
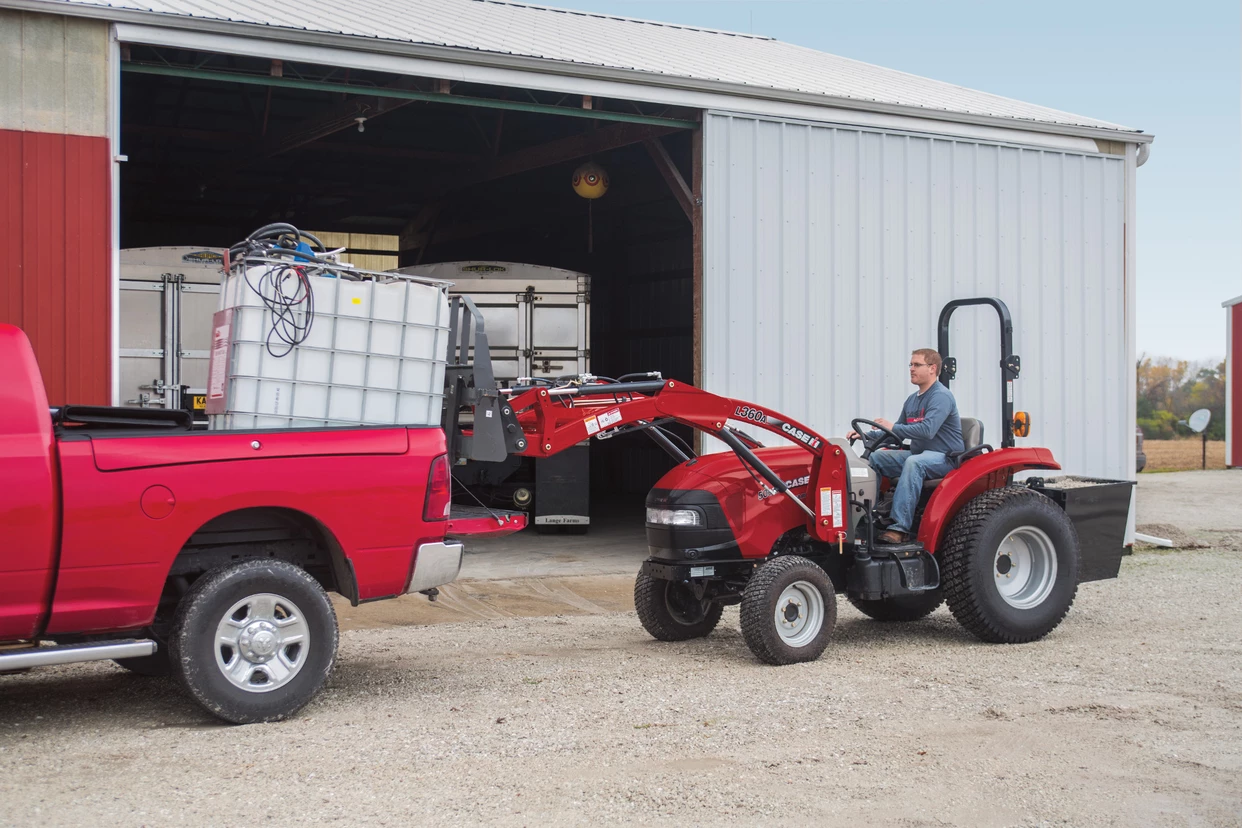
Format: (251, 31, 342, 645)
(888, 383, 964, 455)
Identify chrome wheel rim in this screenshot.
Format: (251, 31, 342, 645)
(994, 526, 1058, 610)
(215, 593, 310, 693)
(773, 580, 825, 647)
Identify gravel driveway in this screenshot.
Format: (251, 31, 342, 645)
(3, 534, 1241, 826)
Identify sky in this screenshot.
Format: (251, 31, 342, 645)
(551, 0, 1240, 363)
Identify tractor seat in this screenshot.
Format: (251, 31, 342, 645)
(922, 418, 988, 491)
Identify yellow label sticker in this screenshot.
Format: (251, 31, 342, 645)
(191, 395, 206, 410)
(351, 297, 362, 305)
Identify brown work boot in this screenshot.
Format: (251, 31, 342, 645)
(877, 529, 908, 544)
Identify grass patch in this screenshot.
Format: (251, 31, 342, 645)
(1140, 439, 1227, 472)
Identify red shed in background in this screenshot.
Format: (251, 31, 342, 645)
(0, 12, 113, 407)
(1226, 294, 1242, 469)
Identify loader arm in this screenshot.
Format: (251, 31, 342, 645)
(494, 379, 853, 543)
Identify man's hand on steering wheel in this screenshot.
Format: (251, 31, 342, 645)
(849, 417, 903, 460)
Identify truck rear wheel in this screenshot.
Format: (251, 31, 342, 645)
(740, 556, 837, 665)
(168, 559, 338, 724)
(941, 486, 1080, 644)
(847, 589, 944, 623)
(634, 573, 723, 641)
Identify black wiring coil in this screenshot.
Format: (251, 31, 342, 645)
(229, 223, 330, 358)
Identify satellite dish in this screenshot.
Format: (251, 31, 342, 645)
(1187, 408, 1211, 434)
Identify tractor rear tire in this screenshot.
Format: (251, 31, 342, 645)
(740, 556, 837, 665)
(941, 485, 1080, 644)
(847, 589, 944, 623)
(634, 573, 724, 641)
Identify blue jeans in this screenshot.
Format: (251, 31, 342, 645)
(867, 450, 954, 534)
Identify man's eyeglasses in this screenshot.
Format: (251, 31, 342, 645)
(909, 362, 931, 368)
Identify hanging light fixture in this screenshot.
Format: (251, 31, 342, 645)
(572, 162, 609, 253)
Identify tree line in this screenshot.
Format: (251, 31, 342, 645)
(1136, 357, 1227, 440)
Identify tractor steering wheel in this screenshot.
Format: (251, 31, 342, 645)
(850, 418, 903, 460)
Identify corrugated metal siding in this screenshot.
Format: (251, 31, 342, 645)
(703, 112, 1129, 480)
(1, 129, 112, 406)
(23, 0, 1140, 134)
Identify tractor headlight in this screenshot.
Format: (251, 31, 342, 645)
(646, 507, 702, 527)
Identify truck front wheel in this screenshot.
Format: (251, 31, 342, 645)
(169, 559, 338, 724)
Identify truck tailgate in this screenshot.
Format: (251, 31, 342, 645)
(446, 505, 528, 538)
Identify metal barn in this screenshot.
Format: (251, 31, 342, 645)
(1, 0, 1152, 511)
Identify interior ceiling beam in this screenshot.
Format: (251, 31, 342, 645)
(121, 123, 481, 163)
(420, 120, 684, 201)
(643, 138, 693, 222)
(121, 63, 699, 130)
(257, 96, 412, 158)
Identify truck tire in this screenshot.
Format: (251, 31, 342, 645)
(634, 573, 723, 641)
(168, 559, 338, 724)
(847, 589, 944, 623)
(941, 485, 1080, 644)
(740, 556, 837, 665)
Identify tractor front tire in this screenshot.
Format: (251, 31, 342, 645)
(634, 573, 723, 641)
(941, 485, 1080, 644)
(847, 589, 944, 623)
(169, 559, 338, 724)
(740, 556, 837, 665)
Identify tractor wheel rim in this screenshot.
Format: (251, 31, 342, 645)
(773, 580, 824, 647)
(215, 593, 310, 693)
(994, 526, 1058, 610)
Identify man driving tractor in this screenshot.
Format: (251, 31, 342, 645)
(847, 349, 964, 545)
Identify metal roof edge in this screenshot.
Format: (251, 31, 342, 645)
(1224, 294, 1242, 308)
(0, 0, 1154, 145)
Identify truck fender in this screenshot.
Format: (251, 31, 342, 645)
(916, 447, 1061, 554)
(167, 506, 359, 606)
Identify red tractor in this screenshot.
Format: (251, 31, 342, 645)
(478, 298, 1128, 665)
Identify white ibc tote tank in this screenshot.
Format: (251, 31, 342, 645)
(207, 234, 452, 430)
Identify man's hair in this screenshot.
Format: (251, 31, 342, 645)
(912, 348, 942, 371)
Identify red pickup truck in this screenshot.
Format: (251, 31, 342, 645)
(0, 324, 523, 723)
